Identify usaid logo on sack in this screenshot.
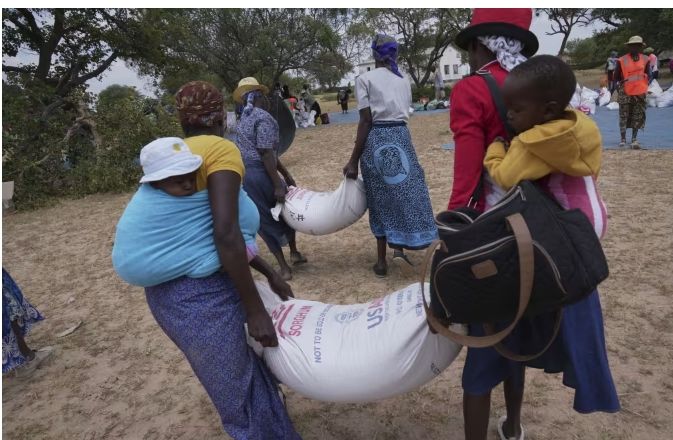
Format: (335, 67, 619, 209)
(334, 308, 363, 324)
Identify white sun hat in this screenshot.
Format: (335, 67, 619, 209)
(139, 137, 203, 183)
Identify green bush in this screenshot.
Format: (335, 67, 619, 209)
(2, 82, 181, 209)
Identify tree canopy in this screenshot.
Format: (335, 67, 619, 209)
(2, 9, 166, 112)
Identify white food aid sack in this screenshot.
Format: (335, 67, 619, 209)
(250, 282, 465, 403)
(569, 84, 582, 109)
(579, 86, 598, 115)
(598, 87, 611, 107)
(657, 87, 673, 108)
(278, 178, 367, 235)
(606, 102, 619, 111)
(647, 80, 663, 107)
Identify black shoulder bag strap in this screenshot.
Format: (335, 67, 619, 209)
(466, 71, 516, 208)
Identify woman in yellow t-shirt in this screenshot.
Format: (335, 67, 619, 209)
(141, 81, 301, 438)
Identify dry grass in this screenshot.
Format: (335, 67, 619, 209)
(3, 113, 672, 439)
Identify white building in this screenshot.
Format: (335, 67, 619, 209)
(356, 45, 470, 84)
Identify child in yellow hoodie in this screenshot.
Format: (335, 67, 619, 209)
(466, 55, 619, 440)
(484, 55, 607, 238)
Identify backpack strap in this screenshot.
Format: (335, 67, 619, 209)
(466, 71, 515, 207)
(477, 70, 516, 138)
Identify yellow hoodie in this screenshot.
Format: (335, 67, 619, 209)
(484, 109, 602, 190)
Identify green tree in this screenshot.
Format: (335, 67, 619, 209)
(592, 8, 673, 55)
(152, 9, 342, 93)
(537, 9, 594, 56)
(565, 37, 602, 67)
(2, 9, 177, 207)
(367, 8, 470, 87)
(2, 8, 166, 114)
(96, 84, 141, 109)
(304, 51, 352, 90)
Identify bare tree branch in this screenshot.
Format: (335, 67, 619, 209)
(2, 64, 31, 74)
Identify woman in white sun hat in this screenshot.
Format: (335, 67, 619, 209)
(113, 132, 302, 439)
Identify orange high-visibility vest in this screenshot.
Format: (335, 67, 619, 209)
(620, 54, 648, 96)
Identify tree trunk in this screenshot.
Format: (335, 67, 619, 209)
(558, 31, 571, 56)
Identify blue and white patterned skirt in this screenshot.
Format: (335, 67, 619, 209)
(2, 268, 44, 373)
(360, 122, 438, 249)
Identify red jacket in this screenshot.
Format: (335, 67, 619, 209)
(448, 61, 508, 211)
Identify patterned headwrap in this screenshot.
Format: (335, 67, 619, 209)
(478, 36, 528, 72)
(175, 81, 224, 128)
(371, 34, 403, 78)
(242, 90, 263, 117)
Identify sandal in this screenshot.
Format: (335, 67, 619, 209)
(372, 263, 388, 278)
(290, 252, 307, 266)
(392, 250, 416, 277)
(630, 140, 642, 150)
(392, 249, 414, 267)
(618, 141, 627, 148)
(497, 415, 524, 440)
(15, 346, 54, 378)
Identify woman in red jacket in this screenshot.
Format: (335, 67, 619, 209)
(449, 10, 619, 440)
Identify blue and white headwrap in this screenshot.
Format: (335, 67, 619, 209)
(371, 34, 403, 78)
(242, 90, 263, 116)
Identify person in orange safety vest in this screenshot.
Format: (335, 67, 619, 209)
(614, 35, 651, 149)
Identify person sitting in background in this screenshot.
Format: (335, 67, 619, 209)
(3, 268, 53, 376)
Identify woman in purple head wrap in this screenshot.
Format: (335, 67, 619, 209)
(343, 34, 438, 278)
(371, 34, 403, 77)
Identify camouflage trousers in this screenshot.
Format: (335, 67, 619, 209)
(618, 88, 646, 132)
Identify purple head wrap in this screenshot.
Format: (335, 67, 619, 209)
(371, 34, 403, 78)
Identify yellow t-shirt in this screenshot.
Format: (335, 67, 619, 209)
(184, 135, 245, 191)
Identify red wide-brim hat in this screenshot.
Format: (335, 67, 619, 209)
(455, 8, 539, 58)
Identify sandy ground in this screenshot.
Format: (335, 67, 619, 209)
(3, 113, 673, 439)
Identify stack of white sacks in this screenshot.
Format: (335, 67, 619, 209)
(647, 80, 673, 108)
(570, 79, 673, 115)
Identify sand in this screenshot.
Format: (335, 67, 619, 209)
(3, 113, 672, 439)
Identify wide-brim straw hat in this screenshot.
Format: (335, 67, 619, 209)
(625, 35, 645, 46)
(233, 77, 269, 103)
(455, 8, 539, 58)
